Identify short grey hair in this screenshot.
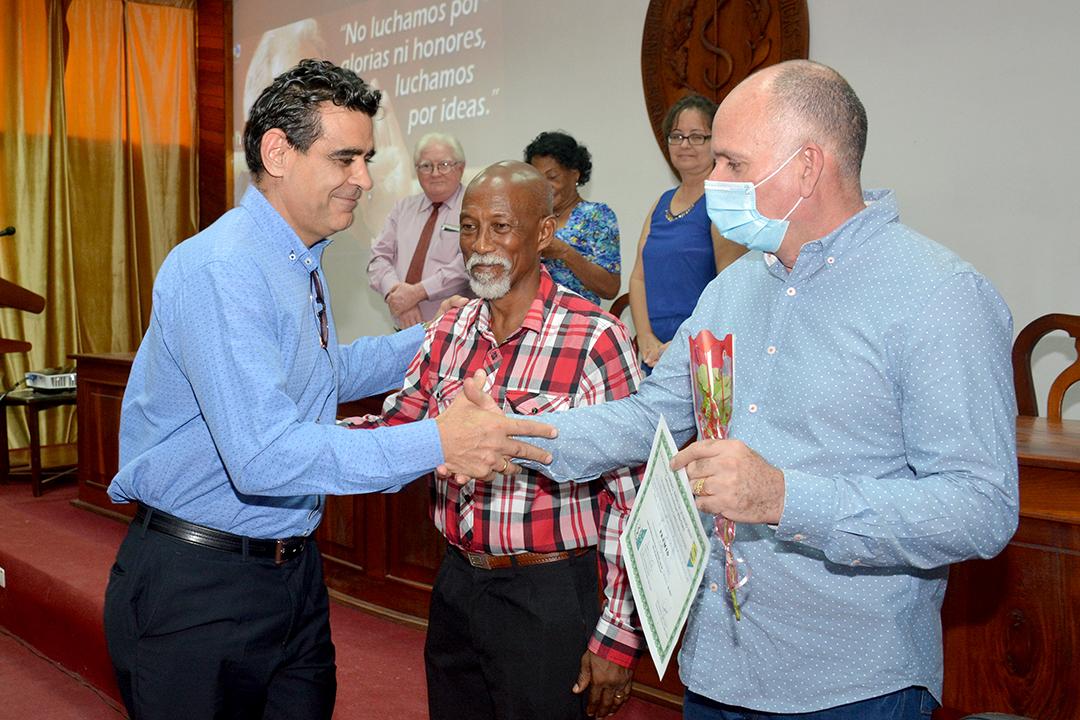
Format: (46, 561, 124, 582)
(413, 132, 465, 164)
(766, 60, 867, 180)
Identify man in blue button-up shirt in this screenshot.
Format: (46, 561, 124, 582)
(504, 60, 1018, 719)
(103, 60, 554, 720)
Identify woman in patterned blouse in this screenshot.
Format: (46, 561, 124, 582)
(525, 131, 621, 305)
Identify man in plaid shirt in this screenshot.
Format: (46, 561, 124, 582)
(347, 161, 643, 719)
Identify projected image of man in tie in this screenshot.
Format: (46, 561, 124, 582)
(368, 133, 472, 328)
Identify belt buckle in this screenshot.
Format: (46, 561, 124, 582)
(275, 538, 306, 565)
(466, 552, 490, 570)
(274, 539, 286, 565)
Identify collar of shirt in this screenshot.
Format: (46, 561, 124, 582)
(469, 267, 557, 346)
(240, 185, 330, 272)
(764, 188, 897, 283)
(420, 183, 464, 214)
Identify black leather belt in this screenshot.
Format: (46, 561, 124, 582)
(134, 505, 307, 565)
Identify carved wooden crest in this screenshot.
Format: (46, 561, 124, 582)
(641, 0, 809, 167)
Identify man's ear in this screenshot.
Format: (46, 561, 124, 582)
(260, 129, 291, 179)
(536, 214, 556, 254)
(797, 142, 825, 197)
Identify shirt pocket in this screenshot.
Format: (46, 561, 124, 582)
(504, 389, 572, 416)
(430, 228, 464, 263)
(432, 377, 465, 414)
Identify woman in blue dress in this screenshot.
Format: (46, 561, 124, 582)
(525, 131, 620, 305)
(629, 95, 747, 369)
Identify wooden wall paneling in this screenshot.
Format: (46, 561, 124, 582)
(942, 547, 1064, 717)
(317, 493, 365, 571)
(195, 0, 233, 229)
(70, 353, 135, 520)
(386, 475, 445, 586)
(362, 495, 389, 578)
(939, 430, 1080, 720)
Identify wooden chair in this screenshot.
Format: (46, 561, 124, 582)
(608, 292, 635, 353)
(609, 292, 630, 324)
(1012, 313, 1080, 420)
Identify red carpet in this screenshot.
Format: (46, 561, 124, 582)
(0, 480, 680, 719)
(0, 627, 125, 718)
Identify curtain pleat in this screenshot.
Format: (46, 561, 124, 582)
(125, 1, 198, 331)
(67, 0, 197, 353)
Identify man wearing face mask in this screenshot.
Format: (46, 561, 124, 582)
(487, 60, 1018, 719)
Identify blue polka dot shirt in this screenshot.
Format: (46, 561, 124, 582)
(531, 189, 1019, 711)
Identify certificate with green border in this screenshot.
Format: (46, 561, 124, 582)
(621, 415, 710, 679)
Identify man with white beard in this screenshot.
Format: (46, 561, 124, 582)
(346, 161, 645, 719)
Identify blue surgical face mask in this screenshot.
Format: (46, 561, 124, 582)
(704, 146, 805, 254)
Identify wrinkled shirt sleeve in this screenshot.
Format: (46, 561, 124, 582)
(173, 261, 442, 497)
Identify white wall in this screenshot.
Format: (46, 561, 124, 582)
(312, 0, 1079, 417)
(807, 0, 1080, 417)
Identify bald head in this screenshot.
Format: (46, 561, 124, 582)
(465, 161, 553, 216)
(752, 60, 868, 181)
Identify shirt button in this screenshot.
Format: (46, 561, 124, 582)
(305, 258, 312, 265)
(748, 403, 758, 413)
(851, 559, 862, 566)
(709, 582, 719, 592)
(826, 256, 835, 265)
(766, 346, 776, 355)
(786, 287, 796, 296)
(288, 253, 297, 261)
(793, 533, 806, 542)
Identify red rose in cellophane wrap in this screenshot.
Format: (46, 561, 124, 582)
(688, 330, 747, 619)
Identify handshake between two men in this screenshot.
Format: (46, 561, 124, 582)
(432, 368, 554, 483)
(431, 367, 786, 527)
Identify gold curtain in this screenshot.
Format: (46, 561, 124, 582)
(66, 0, 197, 351)
(0, 0, 196, 451)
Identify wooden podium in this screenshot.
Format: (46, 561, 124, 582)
(0, 226, 46, 348)
(0, 275, 46, 351)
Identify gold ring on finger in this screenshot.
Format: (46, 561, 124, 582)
(498, 457, 510, 474)
(692, 478, 706, 495)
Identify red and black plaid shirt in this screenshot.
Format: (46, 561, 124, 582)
(349, 269, 644, 667)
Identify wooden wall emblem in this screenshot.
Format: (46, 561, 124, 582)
(641, 0, 809, 166)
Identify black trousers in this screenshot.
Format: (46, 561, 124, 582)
(424, 547, 600, 720)
(104, 516, 336, 720)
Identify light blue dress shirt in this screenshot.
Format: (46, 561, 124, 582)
(108, 187, 441, 539)
(532, 190, 1018, 711)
